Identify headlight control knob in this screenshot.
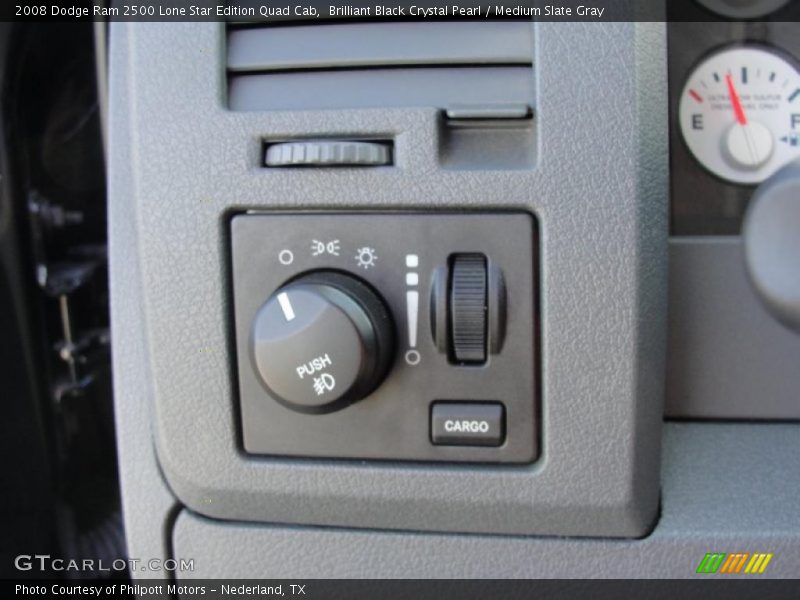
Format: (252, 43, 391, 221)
(250, 271, 395, 413)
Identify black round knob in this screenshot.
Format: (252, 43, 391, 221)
(250, 271, 395, 413)
(743, 159, 800, 333)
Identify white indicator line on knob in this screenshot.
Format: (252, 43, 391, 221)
(277, 292, 296, 322)
(406, 291, 419, 348)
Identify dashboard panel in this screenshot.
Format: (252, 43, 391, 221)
(96, 3, 800, 586)
(3, 0, 800, 590)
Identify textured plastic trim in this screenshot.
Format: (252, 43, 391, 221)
(173, 423, 800, 578)
(666, 237, 800, 419)
(109, 21, 667, 538)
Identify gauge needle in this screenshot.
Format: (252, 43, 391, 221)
(726, 73, 748, 125)
(726, 72, 761, 164)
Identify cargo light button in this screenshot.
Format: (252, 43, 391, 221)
(431, 402, 505, 447)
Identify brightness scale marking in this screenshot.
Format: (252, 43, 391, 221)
(404, 254, 421, 366)
(406, 291, 419, 348)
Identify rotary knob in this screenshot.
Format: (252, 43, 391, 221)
(450, 255, 489, 363)
(264, 140, 392, 167)
(430, 254, 507, 365)
(250, 271, 395, 413)
(743, 159, 800, 333)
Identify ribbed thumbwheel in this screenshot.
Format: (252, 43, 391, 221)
(449, 254, 488, 363)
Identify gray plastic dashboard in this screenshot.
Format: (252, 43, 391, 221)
(108, 19, 800, 579)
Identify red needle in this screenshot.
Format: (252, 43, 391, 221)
(726, 73, 748, 125)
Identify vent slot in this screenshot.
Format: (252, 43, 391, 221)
(228, 22, 533, 72)
(227, 21, 534, 112)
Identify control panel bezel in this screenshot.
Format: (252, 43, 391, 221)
(230, 212, 539, 464)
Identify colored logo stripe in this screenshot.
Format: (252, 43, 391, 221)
(697, 553, 726, 574)
(744, 553, 773, 574)
(696, 552, 773, 574)
(720, 553, 749, 573)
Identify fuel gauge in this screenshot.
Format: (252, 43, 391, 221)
(679, 46, 800, 185)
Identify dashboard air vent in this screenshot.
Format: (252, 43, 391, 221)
(227, 21, 534, 112)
